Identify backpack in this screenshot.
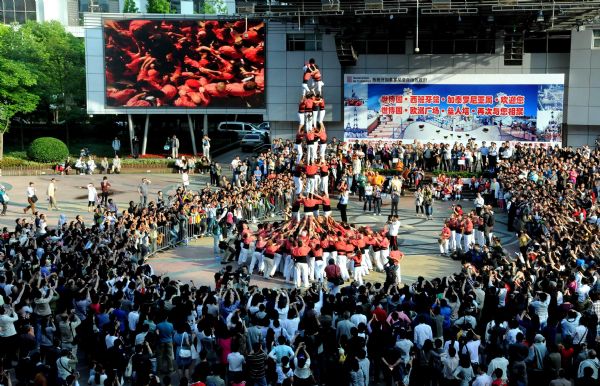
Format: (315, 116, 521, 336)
(487, 214, 495, 227)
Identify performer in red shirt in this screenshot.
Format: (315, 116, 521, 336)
(439, 222, 452, 256)
(292, 240, 311, 288)
(249, 234, 266, 275)
(305, 162, 319, 195)
(263, 240, 280, 279)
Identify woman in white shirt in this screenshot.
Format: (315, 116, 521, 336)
(293, 343, 313, 385)
(37, 213, 48, 236)
(0, 304, 19, 362)
(87, 183, 98, 212)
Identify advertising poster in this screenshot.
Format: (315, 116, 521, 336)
(344, 74, 564, 144)
(103, 19, 265, 108)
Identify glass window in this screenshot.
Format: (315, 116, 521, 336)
(367, 40, 388, 54)
(455, 39, 476, 54)
(594, 30, 600, 49)
(354, 40, 367, 54)
(388, 40, 406, 54)
(432, 40, 453, 54)
(287, 33, 322, 51)
(3, 0, 13, 12)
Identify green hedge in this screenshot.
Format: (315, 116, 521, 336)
(432, 169, 482, 178)
(27, 137, 69, 163)
(121, 158, 175, 167)
(0, 156, 52, 168)
(368, 168, 403, 176)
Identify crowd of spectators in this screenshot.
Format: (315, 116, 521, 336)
(0, 135, 598, 386)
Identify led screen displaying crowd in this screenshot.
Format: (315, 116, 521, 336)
(104, 19, 265, 108)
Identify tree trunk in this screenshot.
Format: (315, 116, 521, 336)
(20, 123, 25, 151)
(0, 132, 4, 160)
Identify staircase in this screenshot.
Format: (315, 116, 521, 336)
(370, 120, 401, 138)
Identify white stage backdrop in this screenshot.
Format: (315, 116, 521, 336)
(343, 74, 564, 144)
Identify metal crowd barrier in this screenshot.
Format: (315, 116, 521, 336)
(145, 199, 286, 259)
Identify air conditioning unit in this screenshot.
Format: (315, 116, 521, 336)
(322, 0, 340, 12)
(365, 0, 383, 11)
(236, 1, 256, 14)
(431, 0, 451, 10)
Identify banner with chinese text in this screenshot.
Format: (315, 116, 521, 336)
(343, 74, 564, 144)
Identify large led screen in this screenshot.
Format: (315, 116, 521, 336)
(344, 74, 564, 144)
(104, 19, 265, 109)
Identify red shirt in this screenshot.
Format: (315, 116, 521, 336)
(303, 198, 318, 208)
(306, 164, 318, 176)
(304, 98, 314, 110)
(292, 246, 311, 258)
(324, 264, 341, 280)
(334, 240, 346, 252)
(441, 226, 451, 240)
(389, 250, 403, 263)
(264, 244, 279, 255)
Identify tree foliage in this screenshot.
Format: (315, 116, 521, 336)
(19, 21, 86, 124)
(199, 0, 227, 14)
(0, 25, 40, 159)
(146, 0, 173, 13)
(123, 0, 139, 13)
(0, 21, 85, 159)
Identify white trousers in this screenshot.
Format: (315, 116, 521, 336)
(284, 254, 294, 282)
(238, 247, 250, 265)
(352, 264, 364, 285)
(307, 143, 318, 164)
(295, 262, 309, 288)
(306, 177, 316, 195)
(319, 143, 327, 161)
(321, 175, 329, 195)
(298, 112, 305, 127)
(450, 230, 456, 250)
(270, 253, 282, 276)
(294, 176, 303, 195)
(308, 256, 315, 281)
(295, 144, 303, 164)
(463, 233, 473, 251)
(372, 250, 384, 271)
(318, 109, 325, 124)
(475, 230, 485, 246)
(439, 239, 449, 254)
(249, 251, 264, 273)
(315, 259, 326, 282)
(337, 255, 350, 280)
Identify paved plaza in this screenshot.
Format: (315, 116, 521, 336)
(0, 170, 517, 288)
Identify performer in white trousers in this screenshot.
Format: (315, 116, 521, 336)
(320, 162, 329, 195)
(306, 59, 324, 95)
(292, 241, 311, 288)
(262, 241, 280, 279)
(349, 252, 364, 285)
(306, 129, 318, 165)
(249, 236, 266, 274)
(314, 93, 326, 128)
(439, 224, 451, 255)
(336, 251, 350, 281)
(454, 230, 463, 252)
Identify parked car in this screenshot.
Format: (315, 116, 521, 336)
(256, 122, 270, 132)
(240, 132, 267, 152)
(217, 121, 260, 139)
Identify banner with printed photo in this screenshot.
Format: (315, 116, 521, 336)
(343, 74, 564, 144)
